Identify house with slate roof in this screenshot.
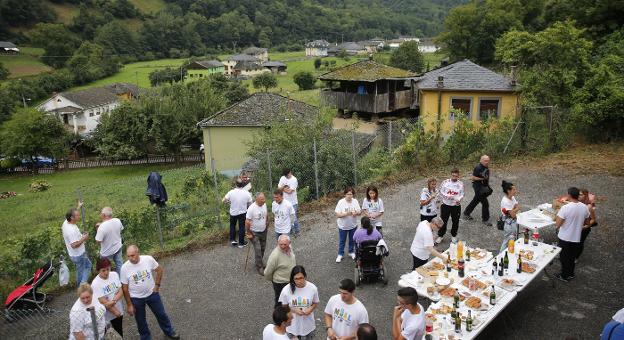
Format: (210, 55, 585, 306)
(319, 59, 417, 117)
(38, 83, 139, 135)
(412, 59, 519, 132)
(242, 46, 269, 62)
(186, 60, 224, 80)
(262, 61, 287, 74)
(0, 41, 19, 54)
(222, 54, 269, 78)
(305, 40, 329, 57)
(197, 92, 318, 174)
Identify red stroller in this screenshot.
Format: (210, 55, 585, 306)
(4, 260, 55, 315)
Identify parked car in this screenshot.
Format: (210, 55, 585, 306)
(21, 156, 56, 168)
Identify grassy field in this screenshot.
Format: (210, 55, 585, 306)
(0, 47, 52, 79)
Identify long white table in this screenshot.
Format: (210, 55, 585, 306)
(398, 241, 561, 339)
(517, 205, 556, 231)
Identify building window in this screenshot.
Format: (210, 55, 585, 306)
(89, 111, 94, 117)
(478, 98, 501, 120)
(450, 97, 472, 120)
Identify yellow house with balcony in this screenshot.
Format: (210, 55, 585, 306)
(413, 59, 519, 133)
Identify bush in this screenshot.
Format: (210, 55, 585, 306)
(293, 72, 316, 90)
(29, 180, 52, 192)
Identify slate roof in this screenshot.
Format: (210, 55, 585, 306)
(225, 54, 260, 62)
(338, 42, 364, 51)
(263, 61, 287, 67)
(233, 60, 262, 71)
(197, 93, 318, 127)
(318, 60, 416, 82)
(243, 47, 268, 55)
(47, 106, 82, 114)
(414, 59, 516, 92)
(189, 60, 224, 69)
(104, 82, 140, 97)
(306, 40, 329, 48)
(60, 87, 119, 108)
(0, 41, 17, 48)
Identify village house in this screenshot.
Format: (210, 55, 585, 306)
(357, 41, 383, 54)
(319, 59, 417, 118)
(305, 40, 329, 57)
(412, 59, 519, 133)
(222, 54, 268, 78)
(0, 41, 19, 54)
(37, 83, 139, 135)
(197, 92, 318, 175)
(262, 61, 287, 75)
(242, 47, 269, 62)
(417, 38, 440, 53)
(186, 60, 224, 79)
(328, 42, 367, 56)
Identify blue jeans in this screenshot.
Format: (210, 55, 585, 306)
(338, 228, 356, 256)
(229, 213, 246, 244)
(103, 247, 123, 275)
(291, 204, 300, 234)
(70, 252, 92, 286)
(131, 292, 176, 340)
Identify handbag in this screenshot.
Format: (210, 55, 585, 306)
(496, 215, 505, 230)
(480, 185, 493, 197)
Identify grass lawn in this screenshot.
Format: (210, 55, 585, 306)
(0, 47, 52, 79)
(0, 163, 204, 238)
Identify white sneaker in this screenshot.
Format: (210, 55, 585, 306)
(335, 255, 343, 263)
(435, 236, 443, 244)
(349, 253, 356, 260)
(451, 237, 458, 244)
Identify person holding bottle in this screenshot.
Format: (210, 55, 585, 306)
(499, 180, 520, 252)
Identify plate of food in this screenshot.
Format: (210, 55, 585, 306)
(429, 303, 454, 315)
(428, 262, 446, 271)
(521, 262, 537, 273)
(464, 296, 490, 311)
(469, 248, 488, 260)
(436, 277, 451, 286)
(461, 277, 487, 291)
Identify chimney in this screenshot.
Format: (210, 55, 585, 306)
(436, 76, 444, 89)
(510, 66, 517, 86)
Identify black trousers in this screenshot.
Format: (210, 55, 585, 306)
(272, 282, 288, 307)
(558, 238, 581, 278)
(576, 226, 593, 259)
(229, 213, 246, 244)
(420, 214, 436, 222)
(439, 204, 460, 237)
(412, 256, 429, 270)
(109, 315, 123, 337)
(464, 184, 490, 221)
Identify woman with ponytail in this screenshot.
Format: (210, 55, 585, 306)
(353, 216, 382, 247)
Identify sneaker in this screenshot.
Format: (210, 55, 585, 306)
(435, 236, 443, 244)
(483, 221, 493, 227)
(349, 252, 356, 260)
(238, 241, 248, 248)
(451, 237, 458, 244)
(230, 241, 238, 246)
(167, 331, 180, 340)
(463, 214, 474, 221)
(555, 273, 570, 282)
(335, 255, 343, 263)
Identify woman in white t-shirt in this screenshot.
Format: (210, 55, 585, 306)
(91, 258, 124, 337)
(335, 186, 361, 263)
(263, 305, 295, 340)
(279, 266, 319, 340)
(362, 186, 385, 234)
(499, 180, 520, 252)
(69, 283, 107, 340)
(419, 178, 438, 222)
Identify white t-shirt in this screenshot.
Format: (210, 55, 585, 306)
(224, 188, 253, 216)
(91, 272, 124, 322)
(411, 221, 434, 260)
(120, 255, 159, 299)
(362, 198, 384, 227)
(69, 298, 106, 340)
(324, 294, 369, 338)
(500, 196, 518, 215)
(95, 218, 124, 257)
(246, 202, 268, 233)
(262, 324, 291, 340)
(440, 179, 464, 206)
(400, 304, 426, 340)
(335, 198, 361, 230)
(62, 220, 85, 257)
(278, 175, 299, 205)
(420, 188, 438, 216)
(279, 282, 319, 336)
(272, 200, 295, 234)
(557, 201, 590, 242)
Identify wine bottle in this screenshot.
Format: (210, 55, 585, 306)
(498, 257, 504, 276)
(453, 290, 460, 308)
(490, 285, 496, 305)
(517, 254, 522, 274)
(492, 258, 498, 276)
(446, 253, 451, 272)
(455, 312, 462, 333)
(458, 259, 465, 278)
(524, 228, 529, 244)
(466, 310, 473, 332)
(466, 247, 471, 262)
(503, 251, 509, 269)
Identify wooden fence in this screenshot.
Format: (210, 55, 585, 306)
(4, 154, 205, 175)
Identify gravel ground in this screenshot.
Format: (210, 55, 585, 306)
(3, 164, 623, 339)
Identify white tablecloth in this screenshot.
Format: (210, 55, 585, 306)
(517, 207, 556, 231)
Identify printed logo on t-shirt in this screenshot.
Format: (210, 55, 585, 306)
(130, 270, 151, 283)
(291, 297, 312, 308)
(333, 307, 354, 326)
(367, 202, 380, 212)
(101, 281, 120, 296)
(255, 211, 265, 220)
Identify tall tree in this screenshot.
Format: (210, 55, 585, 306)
(27, 23, 80, 68)
(389, 41, 425, 72)
(252, 73, 278, 92)
(66, 42, 120, 84)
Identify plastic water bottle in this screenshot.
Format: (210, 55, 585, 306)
(59, 255, 69, 286)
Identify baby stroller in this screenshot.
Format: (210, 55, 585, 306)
(354, 240, 388, 286)
(4, 260, 55, 321)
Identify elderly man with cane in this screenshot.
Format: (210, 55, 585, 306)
(245, 192, 268, 275)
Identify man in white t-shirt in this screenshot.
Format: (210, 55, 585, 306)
(246, 192, 269, 275)
(62, 205, 92, 286)
(437, 169, 464, 244)
(555, 187, 590, 282)
(95, 206, 124, 275)
(324, 279, 369, 340)
(262, 305, 294, 340)
(278, 169, 300, 236)
(120, 245, 180, 340)
(392, 287, 425, 340)
(410, 217, 446, 269)
(272, 189, 295, 239)
(223, 179, 253, 248)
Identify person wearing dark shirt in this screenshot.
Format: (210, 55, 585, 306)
(463, 155, 493, 226)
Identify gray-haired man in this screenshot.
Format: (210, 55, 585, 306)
(410, 217, 446, 269)
(95, 207, 124, 274)
(246, 192, 268, 276)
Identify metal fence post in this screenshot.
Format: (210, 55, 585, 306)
(388, 121, 392, 151)
(313, 138, 320, 199)
(266, 147, 273, 191)
(87, 307, 99, 340)
(155, 205, 164, 250)
(351, 130, 357, 186)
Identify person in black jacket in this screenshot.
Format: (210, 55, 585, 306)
(463, 155, 492, 226)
